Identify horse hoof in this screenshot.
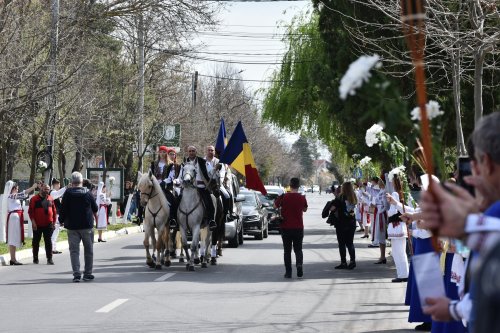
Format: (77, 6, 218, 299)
(201, 262, 208, 268)
(188, 265, 195, 271)
(165, 261, 171, 267)
(179, 258, 185, 263)
(211, 258, 217, 266)
(155, 264, 162, 270)
(194, 258, 200, 265)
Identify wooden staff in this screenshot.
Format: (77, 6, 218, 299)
(400, 0, 439, 251)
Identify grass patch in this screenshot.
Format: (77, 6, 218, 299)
(0, 222, 137, 255)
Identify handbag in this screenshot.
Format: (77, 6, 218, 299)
(274, 194, 285, 225)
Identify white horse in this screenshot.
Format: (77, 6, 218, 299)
(137, 171, 171, 269)
(177, 162, 215, 271)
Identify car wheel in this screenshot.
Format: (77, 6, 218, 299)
(263, 224, 269, 238)
(228, 228, 239, 248)
(255, 222, 264, 240)
(238, 224, 244, 245)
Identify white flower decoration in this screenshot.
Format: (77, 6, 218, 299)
(365, 123, 384, 147)
(359, 156, 372, 167)
(410, 100, 444, 121)
(388, 166, 406, 182)
(339, 54, 382, 100)
(109, 176, 115, 184)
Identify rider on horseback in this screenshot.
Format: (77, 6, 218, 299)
(205, 145, 237, 222)
(151, 146, 179, 229)
(178, 146, 217, 231)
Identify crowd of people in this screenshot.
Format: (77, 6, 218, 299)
(315, 112, 500, 332)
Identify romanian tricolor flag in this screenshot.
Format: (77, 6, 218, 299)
(220, 121, 267, 195)
(215, 118, 227, 156)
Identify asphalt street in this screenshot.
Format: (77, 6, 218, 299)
(0, 193, 415, 333)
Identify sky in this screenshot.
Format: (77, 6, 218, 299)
(189, 0, 330, 160)
(191, 1, 310, 93)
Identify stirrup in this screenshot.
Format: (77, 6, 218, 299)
(169, 219, 178, 228)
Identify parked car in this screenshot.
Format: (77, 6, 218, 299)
(226, 174, 245, 248)
(258, 191, 282, 232)
(225, 193, 245, 248)
(240, 190, 269, 240)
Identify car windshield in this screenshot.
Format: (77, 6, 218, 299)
(242, 193, 256, 206)
(258, 192, 278, 205)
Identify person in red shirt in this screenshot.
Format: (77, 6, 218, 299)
(274, 177, 308, 278)
(28, 183, 57, 265)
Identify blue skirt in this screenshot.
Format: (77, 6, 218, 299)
(408, 237, 433, 323)
(431, 253, 466, 333)
(405, 237, 416, 306)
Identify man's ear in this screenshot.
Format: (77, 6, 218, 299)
(484, 154, 496, 176)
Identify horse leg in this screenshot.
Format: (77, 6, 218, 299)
(162, 226, 171, 267)
(175, 231, 183, 260)
(144, 224, 155, 268)
(178, 224, 190, 267)
(189, 224, 201, 271)
(198, 227, 208, 265)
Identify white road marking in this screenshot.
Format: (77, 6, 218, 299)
(154, 273, 176, 282)
(96, 299, 129, 313)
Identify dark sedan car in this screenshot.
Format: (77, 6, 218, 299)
(257, 191, 281, 232)
(240, 190, 269, 240)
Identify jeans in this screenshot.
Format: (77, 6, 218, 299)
(281, 228, 304, 272)
(336, 223, 356, 263)
(67, 229, 93, 277)
(32, 226, 54, 260)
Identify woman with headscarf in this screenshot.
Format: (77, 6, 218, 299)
(96, 182, 111, 242)
(2, 181, 38, 265)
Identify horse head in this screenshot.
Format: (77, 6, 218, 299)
(182, 162, 197, 187)
(137, 171, 154, 207)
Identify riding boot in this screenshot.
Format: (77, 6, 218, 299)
(199, 188, 216, 230)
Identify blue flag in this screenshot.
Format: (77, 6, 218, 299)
(215, 118, 227, 156)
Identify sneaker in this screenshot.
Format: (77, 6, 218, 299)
(284, 272, 292, 279)
(47, 258, 54, 265)
(347, 261, 356, 270)
(414, 322, 432, 331)
(335, 263, 348, 269)
(83, 274, 95, 281)
(33, 258, 39, 264)
(73, 276, 81, 283)
(297, 265, 303, 278)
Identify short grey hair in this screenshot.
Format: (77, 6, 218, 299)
(71, 171, 83, 184)
(472, 112, 500, 164)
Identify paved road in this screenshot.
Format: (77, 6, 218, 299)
(0, 193, 415, 333)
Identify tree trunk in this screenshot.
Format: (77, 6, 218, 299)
(125, 151, 133, 182)
(58, 146, 66, 181)
(30, 134, 39, 184)
(72, 135, 83, 172)
(473, 49, 485, 124)
(451, 53, 466, 156)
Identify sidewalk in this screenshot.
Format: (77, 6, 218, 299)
(0, 225, 143, 266)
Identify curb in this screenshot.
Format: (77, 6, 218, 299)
(0, 225, 143, 266)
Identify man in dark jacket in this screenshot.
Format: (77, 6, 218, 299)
(59, 172, 98, 282)
(28, 183, 57, 265)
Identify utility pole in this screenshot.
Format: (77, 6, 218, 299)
(192, 71, 198, 108)
(137, 13, 145, 174)
(44, 0, 59, 184)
